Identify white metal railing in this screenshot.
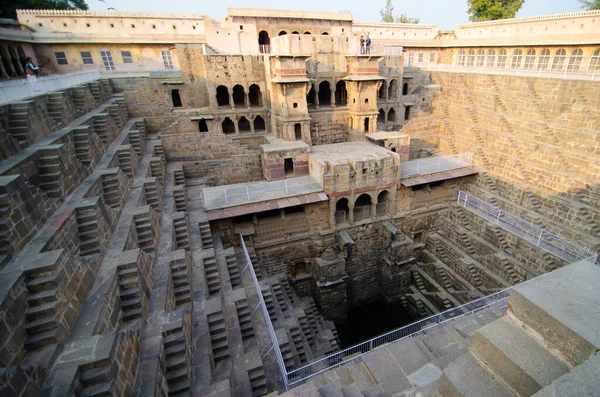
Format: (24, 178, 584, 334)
(406, 58, 600, 81)
(287, 286, 512, 386)
(354, 44, 403, 56)
(456, 190, 598, 264)
(0, 70, 101, 105)
(401, 152, 473, 179)
(259, 45, 271, 54)
(239, 234, 289, 390)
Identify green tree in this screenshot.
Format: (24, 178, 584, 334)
(579, 0, 600, 10)
(467, 0, 524, 22)
(380, 0, 420, 23)
(1, 0, 88, 20)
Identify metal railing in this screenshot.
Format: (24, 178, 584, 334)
(456, 190, 598, 264)
(354, 44, 403, 56)
(401, 152, 473, 179)
(286, 287, 512, 386)
(239, 234, 289, 390)
(0, 70, 100, 105)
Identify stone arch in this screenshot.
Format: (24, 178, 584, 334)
(304, 31, 311, 35)
(364, 117, 370, 132)
(232, 84, 245, 106)
(335, 80, 347, 105)
(239, 116, 251, 133)
(354, 194, 372, 221)
(254, 115, 265, 132)
(258, 30, 270, 45)
(198, 119, 208, 132)
(318, 81, 331, 107)
(376, 190, 389, 216)
(387, 108, 396, 123)
(216, 85, 230, 107)
(335, 198, 349, 224)
(402, 82, 408, 96)
(222, 117, 235, 134)
(278, 31, 287, 36)
(388, 79, 398, 99)
(378, 109, 385, 124)
(292, 31, 299, 35)
(249, 84, 262, 107)
(306, 85, 315, 108)
(322, 32, 329, 35)
(378, 80, 387, 100)
(588, 48, 600, 73)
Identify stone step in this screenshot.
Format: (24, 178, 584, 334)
(80, 366, 112, 387)
(24, 328, 59, 350)
(25, 314, 58, 334)
(81, 381, 113, 397)
(471, 317, 569, 396)
(27, 288, 59, 305)
(25, 301, 58, 321)
(439, 353, 517, 397)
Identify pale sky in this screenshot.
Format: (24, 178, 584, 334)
(87, 0, 585, 29)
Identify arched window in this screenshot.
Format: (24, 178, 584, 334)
(216, 85, 230, 107)
(364, 117, 370, 132)
(387, 108, 396, 122)
(322, 32, 329, 35)
(258, 30, 270, 53)
(524, 49, 536, 70)
(551, 48, 566, 72)
(278, 31, 287, 36)
(318, 81, 331, 106)
(467, 49, 475, 67)
(378, 80, 387, 100)
(486, 49, 496, 68)
(232, 85, 245, 106)
(249, 84, 262, 107)
(292, 31, 299, 34)
(476, 49, 485, 68)
(335, 80, 347, 105)
(510, 49, 523, 70)
(376, 190, 389, 217)
(304, 31, 311, 35)
(378, 109, 385, 124)
(306, 85, 315, 108)
(222, 117, 235, 134)
(457, 49, 466, 67)
(388, 79, 398, 99)
(294, 123, 302, 140)
(567, 48, 583, 73)
(335, 198, 349, 224)
(254, 116, 265, 132)
(538, 48, 551, 71)
(238, 116, 251, 133)
(587, 48, 600, 74)
(354, 194, 372, 221)
(402, 82, 409, 95)
(497, 49, 507, 69)
(198, 119, 208, 132)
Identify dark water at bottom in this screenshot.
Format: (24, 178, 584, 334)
(335, 299, 416, 348)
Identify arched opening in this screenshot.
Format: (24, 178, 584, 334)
(388, 108, 396, 123)
(457, 49, 466, 67)
(524, 49, 536, 70)
(378, 109, 385, 124)
(239, 116, 251, 133)
(258, 30, 270, 53)
(294, 123, 302, 140)
(216, 85, 230, 107)
(486, 49, 496, 68)
(306, 85, 315, 108)
(254, 116, 265, 132)
(587, 48, 600, 74)
(335, 198, 349, 224)
(304, 31, 311, 35)
(292, 31, 299, 35)
(222, 117, 235, 134)
(497, 49, 507, 69)
(388, 79, 398, 99)
(318, 81, 331, 107)
(171, 89, 182, 107)
(364, 117, 370, 133)
(322, 32, 329, 35)
(538, 48, 551, 71)
(377, 190, 389, 216)
(567, 48, 583, 73)
(551, 48, 566, 71)
(476, 49, 485, 67)
(404, 106, 411, 121)
(335, 81, 347, 106)
(378, 81, 387, 101)
(249, 84, 262, 107)
(402, 82, 408, 96)
(467, 49, 475, 67)
(354, 194, 372, 221)
(510, 49, 523, 70)
(279, 31, 287, 36)
(198, 119, 208, 132)
(232, 85, 245, 106)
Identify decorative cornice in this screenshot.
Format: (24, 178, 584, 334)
(16, 9, 205, 20)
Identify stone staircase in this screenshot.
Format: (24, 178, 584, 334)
(7, 104, 30, 149)
(174, 169, 185, 186)
(117, 261, 144, 322)
(73, 128, 92, 166)
(153, 144, 165, 158)
(203, 255, 221, 296)
(77, 210, 101, 257)
(38, 155, 63, 197)
(172, 216, 190, 250)
(149, 159, 165, 184)
(144, 179, 161, 211)
(134, 212, 155, 253)
(248, 365, 268, 397)
(458, 229, 477, 256)
(117, 148, 134, 177)
(173, 186, 187, 212)
(170, 255, 192, 309)
(78, 361, 117, 397)
(207, 311, 230, 365)
(100, 171, 121, 209)
(162, 322, 192, 395)
(235, 298, 255, 342)
(199, 221, 214, 249)
(466, 263, 483, 287)
(93, 113, 110, 144)
(46, 93, 65, 124)
(225, 253, 241, 287)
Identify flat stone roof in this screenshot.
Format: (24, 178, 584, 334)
(201, 175, 324, 211)
(310, 142, 394, 166)
(261, 138, 310, 153)
(366, 131, 410, 141)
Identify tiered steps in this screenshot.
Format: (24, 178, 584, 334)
(46, 93, 65, 124)
(203, 256, 220, 296)
(261, 288, 277, 323)
(163, 323, 192, 395)
(77, 212, 101, 256)
(78, 362, 116, 397)
(149, 159, 164, 184)
(235, 299, 255, 341)
(153, 144, 165, 158)
(174, 169, 185, 186)
(101, 172, 121, 209)
(298, 312, 313, 346)
(271, 282, 288, 312)
(128, 131, 142, 156)
(38, 156, 62, 197)
(73, 129, 92, 166)
(280, 278, 296, 304)
(199, 221, 213, 249)
(207, 312, 230, 365)
(170, 257, 192, 308)
(173, 217, 190, 250)
(413, 271, 426, 293)
(290, 326, 307, 365)
(225, 253, 241, 287)
(458, 229, 477, 256)
(247, 366, 267, 397)
(279, 338, 295, 371)
(8, 104, 30, 149)
(117, 149, 133, 177)
(117, 262, 144, 323)
(173, 186, 187, 212)
(24, 266, 62, 351)
(144, 180, 160, 211)
(466, 263, 483, 287)
(134, 213, 155, 253)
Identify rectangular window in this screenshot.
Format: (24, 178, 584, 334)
(418, 52, 423, 62)
(80, 51, 94, 65)
(121, 50, 133, 64)
(430, 52, 435, 62)
(161, 49, 174, 70)
(100, 50, 115, 71)
(54, 51, 68, 65)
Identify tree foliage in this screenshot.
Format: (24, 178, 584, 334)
(1, 0, 88, 20)
(467, 0, 524, 22)
(380, 0, 420, 23)
(579, 0, 600, 10)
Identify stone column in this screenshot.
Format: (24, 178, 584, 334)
(384, 81, 389, 101)
(330, 90, 336, 108)
(348, 201, 354, 223)
(246, 90, 251, 109)
(314, 248, 348, 323)
(384, 110, 388, 124)
(315, 87, 320, 109)
(371, 198, 377, 218)
(250, 116, 255, 134)
(234, 119, 240, 135)
(229, 92, 235, 109)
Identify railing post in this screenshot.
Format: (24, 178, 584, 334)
(536, 229, 544, 247)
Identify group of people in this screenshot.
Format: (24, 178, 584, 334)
(360, 34, 372, 54)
